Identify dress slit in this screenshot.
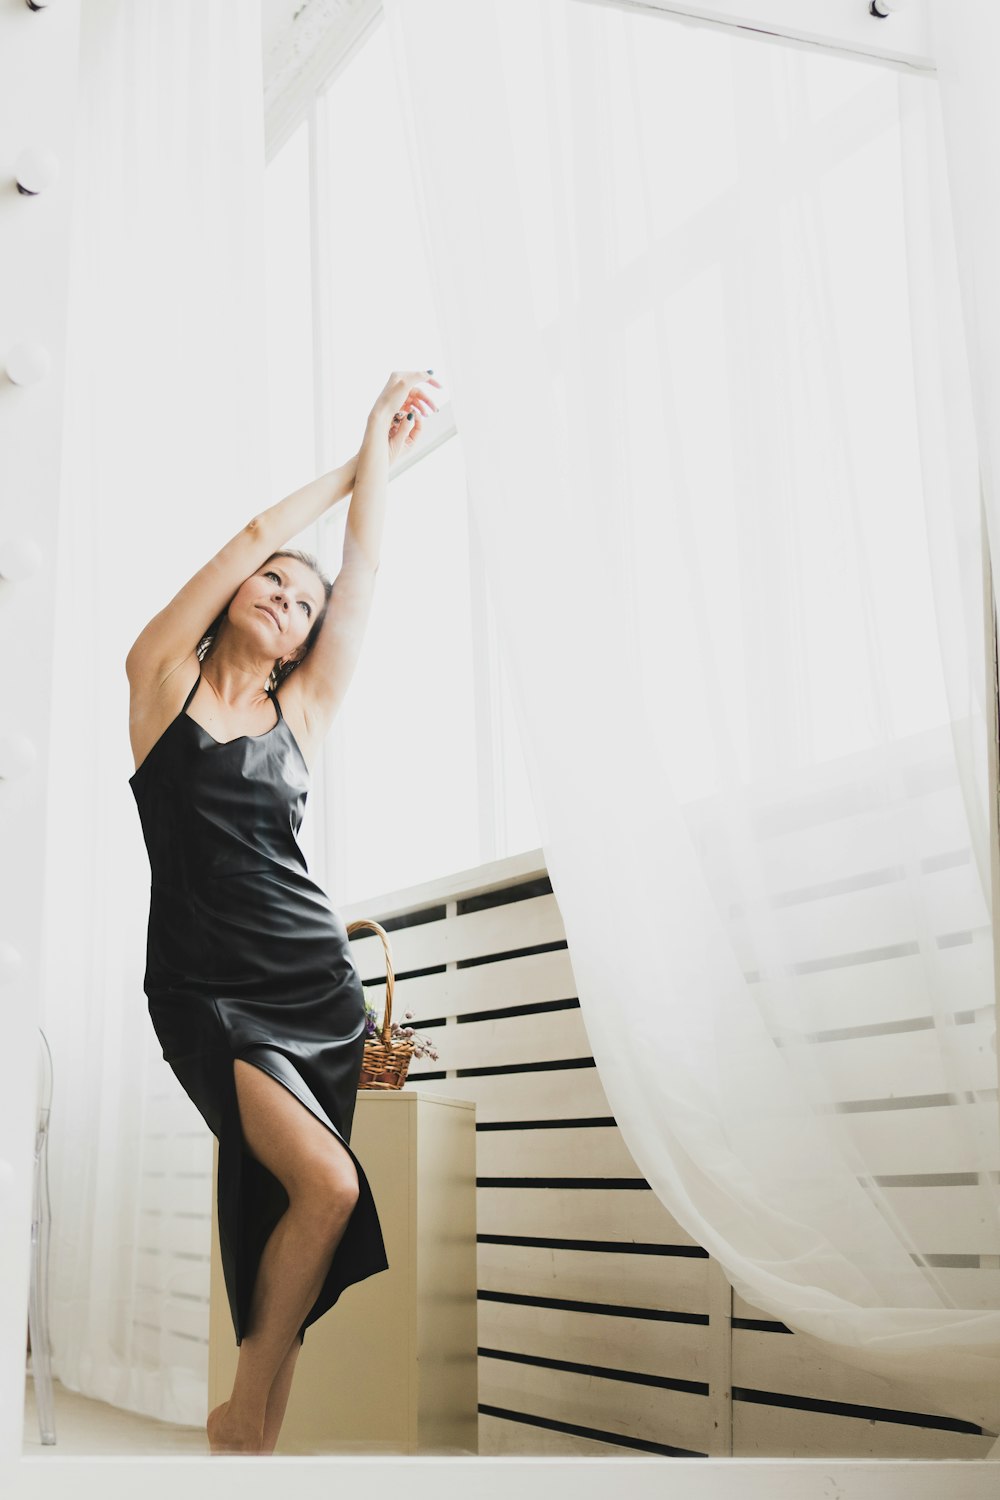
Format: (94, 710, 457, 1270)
(129, 658, 389, 1348)
(222, 1046, 382, 1346)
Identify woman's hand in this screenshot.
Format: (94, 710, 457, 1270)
(367, 369, 443, 468)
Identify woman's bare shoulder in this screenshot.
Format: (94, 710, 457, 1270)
(128, 654, 201, 775)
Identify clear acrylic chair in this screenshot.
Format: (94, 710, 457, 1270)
(28, 1027, 55, 1445)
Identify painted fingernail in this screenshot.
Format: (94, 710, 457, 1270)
(407, 412, 414, 420)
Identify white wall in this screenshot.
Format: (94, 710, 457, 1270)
(0, 0, 82, 1464)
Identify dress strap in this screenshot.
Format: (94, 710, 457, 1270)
(182, 670, 202, 713)
(268, 682, 284, 723)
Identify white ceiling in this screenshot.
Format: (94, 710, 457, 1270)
(261, 0, 306, 64)
(260, 0, 375, 132)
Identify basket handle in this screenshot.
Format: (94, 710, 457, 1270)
(346, 918, 396, 1047)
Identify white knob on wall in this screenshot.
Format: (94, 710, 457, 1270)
(5, 343, 51, 386)
(0, 536, 43, 582)
(0, 735, 38, 779)
(0, 942, 24, 983)
(14, 146, 59, 196)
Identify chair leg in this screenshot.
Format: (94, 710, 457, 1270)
(29, 1109, 56, 1446)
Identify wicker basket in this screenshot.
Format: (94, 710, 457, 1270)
(346, 917, 413, 1090)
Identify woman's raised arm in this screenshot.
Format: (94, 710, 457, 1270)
(124, 452, 361, 684)
(285, 370, 441, 729)
(125, 369, 440, 689)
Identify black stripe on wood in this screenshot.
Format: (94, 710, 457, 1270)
(479, 1344, 708, 1395)
(398, 1058, 599, 1080)
(732, 1386, 983, 1435)
(355, 904, 447, 933)
(871, 1172, 984, 1188)
(478, 1289, 709, 1325)
(833, 1092, 975, 1113)
(362, 963, 446, 985)
(913, 1253, 982, 1267)
(805, 1012, 978, 1045)
(477, 1176, 649, 1188)
(457, 939, 569, 968)
(397, 1000, 578, 1029)
(457, 997, 580, 1024)
(478, 1403, 707, 1457)
(458, 876, 554, 913)
(477, 1233, 709, 1258)
(477, 1117, 617, 1131)
(450, 1057, 597, 1077)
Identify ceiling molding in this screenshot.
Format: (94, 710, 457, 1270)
(262, 0, 382, 158)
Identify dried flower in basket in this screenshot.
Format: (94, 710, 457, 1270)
(363, 1000, 440, 1062)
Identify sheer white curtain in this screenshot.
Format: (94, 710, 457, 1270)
(41, 0, 266, 1423)
(927, 1, 1000, 778)
(382, 0, 1000, 1428)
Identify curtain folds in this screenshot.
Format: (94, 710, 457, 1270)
(924, 16, 1000, 1244)
(927, 1, 1000, 634)
(46, 0, 1000, 1436)
(382, 0, 1000, 1428)
(42, 0, 267, 1424)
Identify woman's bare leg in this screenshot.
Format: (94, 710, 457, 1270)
(207, 1059, 359, 1455)
(261, 1334, 303, 1454)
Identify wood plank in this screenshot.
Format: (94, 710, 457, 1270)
(478, 1299, 710, 1384)
(732, 1326, 981, 1426)
(133, 1289, 208, 1344)
(365, 946, 578, 1024)
(476, 1124, 641, 1179)
(138, 1173, 211, 1216)
(875, 1184, 1000, 1255)
(706, 1258, 734, 1455)
(135, 1249, 210, 1302)
(477, 1240, 709, 1316)
(339, 847, 548, 926)
(348, 892, 567, 977)
(408, 1007, 594, 1074)
(478, 1411, 638, 1456)
(732, 1293, 790, 1327)
(725, 860, 986, 979)
(754, 932, 993, 1032)
(689, 741, 965, 870)
(131, 1323, 209, 1369)
(808, 1021, 997, 1103)
(138, 1211, 211, 1258)
(401, 1067, 612, 1123)
(735, 1274, 1000, 1322)
(140, 1132, 212, 1175)
(840, 1102, 1000, 1175)
(477, 1184, 699, 1247)
(733, 1398, 993, 1460)
(905, 1267, 1000, 1310)
(412, 1015, 996, 1123)
(479, 1352, 711, 1455)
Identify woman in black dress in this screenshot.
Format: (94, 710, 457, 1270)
(126, 369, 441, 1455)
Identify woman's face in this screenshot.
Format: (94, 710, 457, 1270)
(235, 557, 325, 667)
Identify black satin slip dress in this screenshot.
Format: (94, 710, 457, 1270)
(128, 667, 389, 1345)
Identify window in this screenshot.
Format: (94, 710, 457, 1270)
(263, 16, 541, 902)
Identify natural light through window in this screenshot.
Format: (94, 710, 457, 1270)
(262, 7, 945, 898)
(332, 438, 479, 904)
(263, 18, 542, 904)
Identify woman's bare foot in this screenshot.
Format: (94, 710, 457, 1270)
(207, 1399, 264, 1455)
